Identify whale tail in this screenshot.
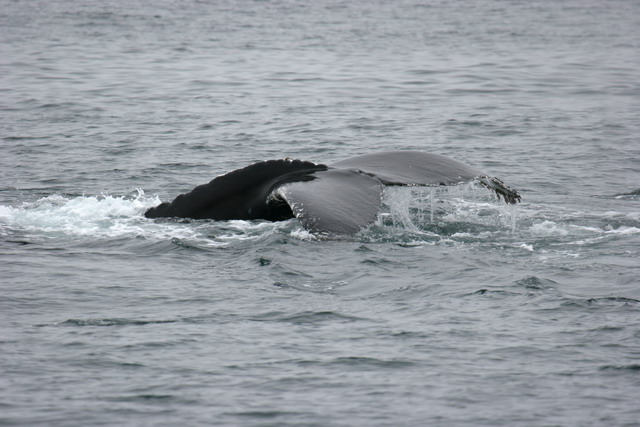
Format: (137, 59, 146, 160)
(478, 176, 521, 204)
(145, 151, 521, 236)
(144, 159, 327, 221)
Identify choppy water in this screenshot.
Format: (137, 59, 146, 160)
(2, 1, 640, 426)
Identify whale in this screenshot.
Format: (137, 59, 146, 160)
(144, 151, 521, 236)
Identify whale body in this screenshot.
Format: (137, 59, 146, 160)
(144, 151, 521, 236)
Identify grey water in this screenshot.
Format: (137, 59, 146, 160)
(1, 0, 639, 425)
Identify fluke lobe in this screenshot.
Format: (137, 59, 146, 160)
(144, 151, 521, 236)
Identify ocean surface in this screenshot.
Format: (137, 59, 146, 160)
(1, 1, 639, 426)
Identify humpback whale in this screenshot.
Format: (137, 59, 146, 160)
(144, 151, 521, 236)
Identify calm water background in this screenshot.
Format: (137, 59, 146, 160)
(1, 1, 639, 426)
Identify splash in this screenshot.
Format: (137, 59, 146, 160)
(0, 190, 154, 238)
(2, 186, 634, 252)
(376, 184, 518, 234)
(0, 189, 313, 247)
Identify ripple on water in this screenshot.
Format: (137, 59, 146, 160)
(249, 310, 368, 324)
(50, 318, 178, 327)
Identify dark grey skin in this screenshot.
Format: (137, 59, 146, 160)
(145, 151, 521, 236)
(145, 159, 326, 222)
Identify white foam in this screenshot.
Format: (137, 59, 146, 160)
(0, 190, 314, 246)
(1, 190, 202, 242)
(289, 228, 317, 241)
(529, 220, 569, 237)
(518, 243, 534, 252)
(605, 226, 640, 235)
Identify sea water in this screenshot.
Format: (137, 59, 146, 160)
(1, 1, 639, 426)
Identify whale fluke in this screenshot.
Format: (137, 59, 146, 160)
(276, 169, 383, 235)
(333, 151, 485, 185)
(333, 151, 521, 204)
(145, 151, 521, 236)
(144, 159, 327, 221)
